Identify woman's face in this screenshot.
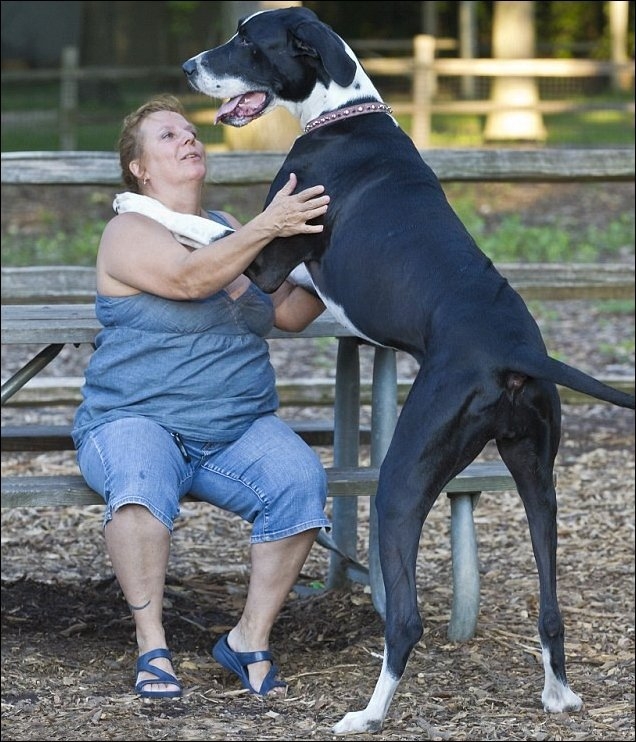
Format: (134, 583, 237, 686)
(135, 110, 207, 189)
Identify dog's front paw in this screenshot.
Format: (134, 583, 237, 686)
(171, 217, 234, 247)
(112, 192, 234, 248)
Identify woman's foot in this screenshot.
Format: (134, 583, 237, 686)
(135, 648, 182, 698)
(212, 632, 287, 696)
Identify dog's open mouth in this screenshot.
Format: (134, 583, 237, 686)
(214, 91, 269, 127)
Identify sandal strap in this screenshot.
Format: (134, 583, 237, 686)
(136, 648, 181, 687)
(137, 647, 173, 667)
(259, 663, 287, 695)
(232, 649, 274, 664)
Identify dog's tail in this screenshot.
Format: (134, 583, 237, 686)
(511, 350, 635, 409)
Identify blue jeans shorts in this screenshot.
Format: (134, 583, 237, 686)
(76, 415, 330, 543)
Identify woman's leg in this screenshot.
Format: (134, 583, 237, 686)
(105, 505, 180, 695)
(189, 415, 330, 694)
(77, 418, 190, 695)
(226, 527, 318, 693)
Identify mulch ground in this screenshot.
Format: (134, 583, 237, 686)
(2, 181, 634, 741)
(2, 404, 634, 741)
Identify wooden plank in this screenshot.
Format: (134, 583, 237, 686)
(0, 462, 515, 509)
(499, 262, 635, 301)
(2, 148, 634, 186)
(362, 57, 631, 79)
(1, 266, 96, 304)
(0, 420, 373, 451)
(432, 57, 630, 77)
(3, 374, 633, 408)
(1, 424, 75, 451)
(1, 476, 104, 508)
(4, 263, 633, 305)
(0, 376, 84, 406)
(0, 304, 351, 344)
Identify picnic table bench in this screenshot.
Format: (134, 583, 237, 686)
(2, 148, 634, 643)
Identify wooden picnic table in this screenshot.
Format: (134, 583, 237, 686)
(1, 300, 518, 640)
(0, 301, 398, 607)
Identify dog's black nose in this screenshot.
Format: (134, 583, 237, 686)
(182, 59, 196, 77)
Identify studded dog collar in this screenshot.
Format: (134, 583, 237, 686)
(304, 102, 393, 134)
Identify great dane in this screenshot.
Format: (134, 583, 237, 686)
(138, 6, 634, 734)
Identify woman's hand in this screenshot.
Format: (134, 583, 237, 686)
(263, 173, 329, 237)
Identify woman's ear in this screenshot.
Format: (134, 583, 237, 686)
(129, 160, 143, 180)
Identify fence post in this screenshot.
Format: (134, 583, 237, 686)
(59, 46, 78, 151)
(411, 35, 435, 149)
(459, 0, 478, 99)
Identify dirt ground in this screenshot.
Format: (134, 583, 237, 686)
(1, 182, 634, 741)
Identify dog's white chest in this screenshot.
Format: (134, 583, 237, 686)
(318, 291, 381, 347)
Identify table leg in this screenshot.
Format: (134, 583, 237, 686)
(447, 491, 481, 641)
(1, 343, 65, 406)
(327, 337, 361, 589)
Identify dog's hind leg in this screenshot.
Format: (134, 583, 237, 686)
(496, 380, 583, 714)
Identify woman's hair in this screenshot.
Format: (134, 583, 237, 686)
(118, 94, 187, 192)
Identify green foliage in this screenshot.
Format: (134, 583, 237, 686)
(449, 204, 634, 263)
(591, 299, 635, 315)
(167, 1, 201, 37)
(2, 219, 106, 266)
(598, 337, 635, 364)
(3, 195, 632, 270)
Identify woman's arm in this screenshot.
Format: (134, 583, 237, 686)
(97, 174, 328, 300)
(271, 280, 325, 332)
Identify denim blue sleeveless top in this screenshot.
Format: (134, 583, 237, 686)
(72, 213, 278, 446)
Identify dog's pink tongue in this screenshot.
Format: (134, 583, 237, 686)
(215, 97, 242, 123)
(215, 92, 267, 123)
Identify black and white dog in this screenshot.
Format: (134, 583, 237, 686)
(150, 6, 633, 734)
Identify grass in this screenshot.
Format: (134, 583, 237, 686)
(2, 194, 633, 268)
(2, 221, 107, 266)
(418, 97, 635, 148)
(449, 204, 634, 263)
(1, 81, 224, 152)
(1, 75, 633, 151)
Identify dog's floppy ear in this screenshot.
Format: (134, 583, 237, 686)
(290, 19, 356, 87)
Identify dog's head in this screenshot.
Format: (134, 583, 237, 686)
(182, 7, 359, 129)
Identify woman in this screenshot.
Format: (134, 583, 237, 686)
(72, 94, 331, 699)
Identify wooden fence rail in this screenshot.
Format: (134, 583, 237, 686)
(2, 39, 633, 149)
(3, 148, 634, 186)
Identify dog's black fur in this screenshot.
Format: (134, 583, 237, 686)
(183, 7, 635, 734)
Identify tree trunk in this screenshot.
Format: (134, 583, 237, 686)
(608, 0, 630, 92)
(459, 0, 478, 99)
(483, 1, 546, 143)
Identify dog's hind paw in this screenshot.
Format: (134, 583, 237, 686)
(332, 711, 384, 735)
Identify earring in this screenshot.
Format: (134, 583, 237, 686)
(143, 177, 149, 186)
